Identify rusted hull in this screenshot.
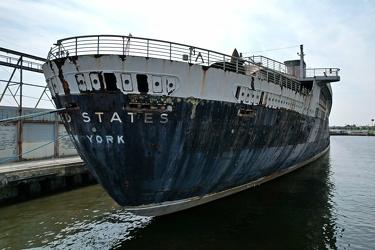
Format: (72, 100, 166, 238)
(42, 35, 340, 216)
(57, 92, 329, 214)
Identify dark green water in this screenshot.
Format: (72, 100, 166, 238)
(0, 136, 374, 249)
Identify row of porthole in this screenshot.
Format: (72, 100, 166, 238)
(241, 92, 260, 99)
(241, 93, 300, 106)
(123, 79, 174, 88)
(237, 87, 314, 112)
(241, 92, 304, 109)
(264, 96, 304, 108)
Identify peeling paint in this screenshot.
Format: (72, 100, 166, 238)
(190, 104, 197, 120)
(41, 36, 340, 215)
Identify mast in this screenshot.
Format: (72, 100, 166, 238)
(299, 44, 304, 78)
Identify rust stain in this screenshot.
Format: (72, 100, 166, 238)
(55, 60, 71, 95)
(125, 180, 129, 194)
(251, 76, 255, 90)
(201, 68, 207, 95)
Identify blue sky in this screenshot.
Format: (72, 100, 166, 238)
(1, 0, 374, 126)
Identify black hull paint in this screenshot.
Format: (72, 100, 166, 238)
(58, 92, 329, 208)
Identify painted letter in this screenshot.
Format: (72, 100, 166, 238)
(82, 112, 90, 122)
(117, 135, 125, 144)
(64, 113, 71, 123)
(144, 113, 153, 123)
(96, 135, 103, 143)
(86, 135, 93, 143)
(110, 112, 122, 123)
(128, 112, 135, 123)
(106, 135, 114, 143)
(95, 112, 104, 123)
(195, 52, 204, 63)
(160, 113, 168, 124)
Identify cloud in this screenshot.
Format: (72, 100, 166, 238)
(1, 0, 374, 124)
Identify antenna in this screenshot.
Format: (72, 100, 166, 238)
(297, 45, 305, 78)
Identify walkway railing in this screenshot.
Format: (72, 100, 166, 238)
(47, 35, 339, 93)
(0, 47, 44, 73)
(305, 68, 340, 78)
(249, 55, 287, 74)
(48, 35, 242, 68)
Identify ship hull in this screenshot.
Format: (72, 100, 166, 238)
(57, 92, 329, 215)
(42, 35, 339, 216)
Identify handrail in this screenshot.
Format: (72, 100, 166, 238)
(0, 54, 44, 72)
(48, 35, 274, 74)
(249, 55, 287, 74)
(305, 68, 340, 78)
(46, 35, 339, 94)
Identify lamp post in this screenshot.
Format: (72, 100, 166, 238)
(372, 119, 374, 129)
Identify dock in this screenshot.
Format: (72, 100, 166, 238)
(0, 156, 97, 205)
(0, 48, 98, 205)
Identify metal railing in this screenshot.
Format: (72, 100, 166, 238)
(249, 55, 287, 74)
(0, 53, 44, 73)
(48, 35, 241, 68)
(49, 35, 298, 75)
(305, 68, 340, 78)
(47, 35, 338, 94)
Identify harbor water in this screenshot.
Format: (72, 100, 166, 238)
(0, 136, 374, 249)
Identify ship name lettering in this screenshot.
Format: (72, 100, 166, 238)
(78, 112, 169, 123)
(110, 112, 122, 123)
(70, 112, 168, 124)
(144, 113, 153, 123)
(160, 113, 168, 124)
(82, 112, 90, 122)
(64, 113, 71, 122)
(86, 135, 125, 144)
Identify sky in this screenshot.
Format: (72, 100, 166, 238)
(0, 0, 374, 126)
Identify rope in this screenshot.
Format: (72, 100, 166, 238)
(0, 107, 66, 123)
(242, 45, 300, 55)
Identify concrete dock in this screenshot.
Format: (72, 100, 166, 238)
(0, 156, 97, 204)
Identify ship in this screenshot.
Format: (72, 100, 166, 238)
(42, 35, 340, 216)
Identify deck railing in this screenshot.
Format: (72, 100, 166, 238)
(249, 55, 287, 74)
(305, 68, 340, 78)
(47, 35, 338, 94)
(48, 35, 241, 68)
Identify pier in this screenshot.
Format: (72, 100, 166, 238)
(0, 156, 96, 204)
(0, 47, 97, 204)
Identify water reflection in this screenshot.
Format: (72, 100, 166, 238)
(121, 152, 339, 249)
(0, 185, 152, 249)
(2, 142, 368, 249)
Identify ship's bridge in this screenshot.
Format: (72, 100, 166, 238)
(301, 68, 340, 83)
(299, 68, 340, 102)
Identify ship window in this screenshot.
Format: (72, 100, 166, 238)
(136, 74, 149, 93)
(104, 73, 117, 91)
(235, 87, 241, 99)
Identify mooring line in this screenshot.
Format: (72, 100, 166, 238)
(0, 107, 66, 123)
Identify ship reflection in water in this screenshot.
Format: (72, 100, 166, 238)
(1, 136, 374, 249)
(0, 185, 152, 249)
